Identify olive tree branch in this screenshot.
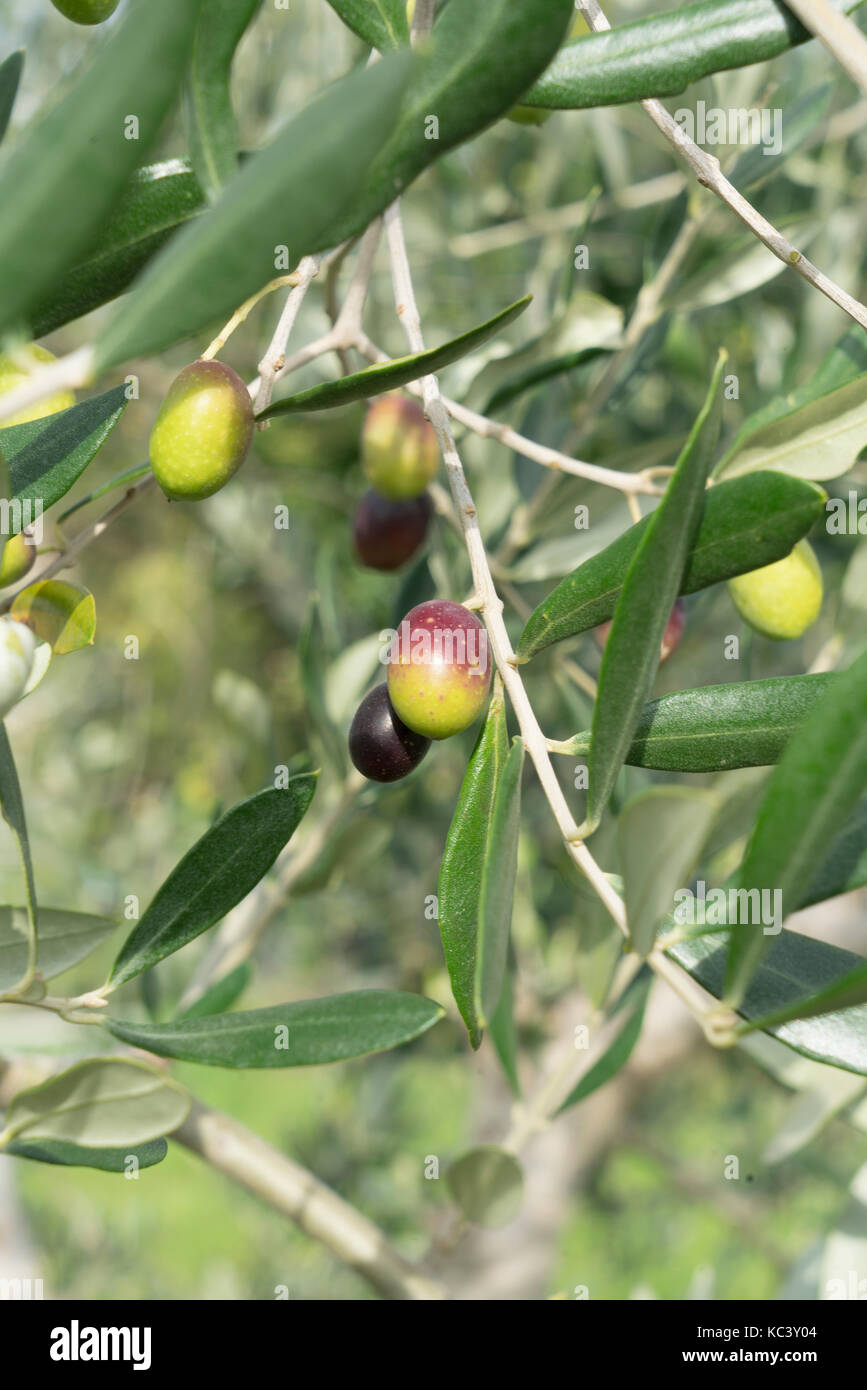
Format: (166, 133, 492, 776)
(0, 1058, 446, 1301)
(579, 0, 867, 331)
(383, 199, 732, 1034)
(784, 0, 867, 98)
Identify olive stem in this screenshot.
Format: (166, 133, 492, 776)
(785, 0, 867, 99)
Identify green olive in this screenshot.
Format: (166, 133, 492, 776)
(727, 539, 823, 640)
(149, 360, 254, 501)
(50, 0, 121, 25)
(0, 345, 76, 425)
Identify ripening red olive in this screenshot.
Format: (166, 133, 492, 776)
(594, 599, 686, 664)
(349, 683, 431, 783)
(149, 359, 254, 501)
(387, 599, 491, 740)
(353, 489, 432, 571)
(361, 395, 439, 500)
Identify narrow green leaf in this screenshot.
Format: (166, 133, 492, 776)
(93, 53, 411, 371)
(177, 961, 252, 1021)
(801, 799, 867, 909)
(484, 346, 610, 416)
(557, 976, 651, 1113)
(524, 0, 866, 109)
(517, 472, 825, 661)
(57, 462, 152, 526)
(566, 673, 837, 773)
(739, 960, 867, 1034)
(0, 1058, 191, 1148)
(261, 297, 531, 418)
(0, 50, 24, 147)
(620, 788, 719, 955)
(0, 386, 128, 518)
(438, 690, 523, 1046)
(670, 931, 867, 1076)
(488, 960, 520, 1096)
(108, 777, 316, 987)
(716, 371, 867, 482)
(725, 648, 867, 1003)
(0, 0, 201, 337)
(586, 351, 727, 831)
(105, 990, 444, 1067)
(447, 1145, 523, 1227)
(476, 738, 524, 1028)
(29, 161, 206, 339)
(324, 0, 575, 247)
(0, 724, 36, 996)
(185, 0, 261, 202)
(326, 0, 409, 50)
(0, 907, 116, 992)
(5, 1137, 167, 1172)
(11, 581, 95, 654)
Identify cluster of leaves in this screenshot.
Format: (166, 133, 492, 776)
(0, 0, 865, 1247)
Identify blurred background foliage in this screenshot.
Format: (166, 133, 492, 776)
(0, 0, 865, 1299)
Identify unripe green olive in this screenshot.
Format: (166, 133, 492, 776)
(387, 599, 491, 740)
(149, 359, 254, 501)
(361, 395, 439, 501)
(0, 532, 36, 588)
(727, 539, 823, 640)
(0, 616, 39, 717)
(50, 0, 121, 24)
(0, 345, 76, 425)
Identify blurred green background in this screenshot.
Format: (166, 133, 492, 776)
(0, 0, 866, 1300)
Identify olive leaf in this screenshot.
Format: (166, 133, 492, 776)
(108, 777, 317, 988)
(0, 0, 201, 336)
(715, 371, 867, 482)
(94, 52, 411, 370)
(619, 787, 719, 956)
(670, 931, 867, 1076)
(524, 0, 867, 109)
(725, 648, 867, 1004)
(0, 1058, 191, 1149)
(0, 50, 23, 147)
(185, 0, 261, 202)
(438, 689, 525, 1047)
(0, 386, 128, 518)
(0, 907, 116, 993)
(447, 1146, 524, 1227)
(326, 0, 409, 50)
(11, 581, 96, 654)
(565, 673, 837, 773)
(0, 724, 36, 997)
(586, 351, 727, 833)
(557, 974, 652, 1113)
(5, 1137, 168, 1172)
(30, 161, 206, 338)
(105, 990, 444, 1067)
(259, 297, 531, 419)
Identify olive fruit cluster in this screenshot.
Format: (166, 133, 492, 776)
(149, 360, 254, 501)
(353, 397, 438, 572)
(349, 600, 491, 783)
(727, 539, 823, 640)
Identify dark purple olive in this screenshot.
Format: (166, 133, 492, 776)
(348, 684, 431, 783)
(353, 489, 432, 571)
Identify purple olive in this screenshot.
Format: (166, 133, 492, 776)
(349, 684, 431, 783)
(353, 489, 432, 571)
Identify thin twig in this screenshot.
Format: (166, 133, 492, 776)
(579, 0, 867, 330)
(784, 0, 867, 98)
